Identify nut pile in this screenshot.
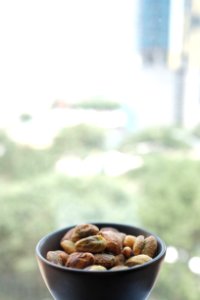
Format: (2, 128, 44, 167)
(46, 224, 158, 271)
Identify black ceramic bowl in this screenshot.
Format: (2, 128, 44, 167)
(36, 223, 166, 300)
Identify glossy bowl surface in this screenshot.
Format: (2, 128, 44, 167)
(36, 223, 166, 300)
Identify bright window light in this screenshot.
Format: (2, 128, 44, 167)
(165, 246, 179, 264)
(188, 257, 200, 275)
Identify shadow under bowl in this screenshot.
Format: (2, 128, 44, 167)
(36, 223, 166, 300)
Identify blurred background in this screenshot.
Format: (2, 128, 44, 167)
(0, 0, 200, 299)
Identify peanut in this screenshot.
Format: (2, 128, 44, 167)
(133, 235, 145, 255)
(122, 246, 134, 258)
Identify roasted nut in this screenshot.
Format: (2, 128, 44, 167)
(100, 230, 123, 255)
(125, 254, 152, 267)
(75, 235, 107, 253)
(61, 227, 75, 241)
(110, 265, 129, 271)
(114, 254, 125, 266)
(59, 251, 69, 264)
(71, 224, 99, 242)
(84, 265, 107, 271)
(122, 246, 134, 258)
(66, 252, 94, 269)
(142, 235, 158, 258)
(46, 251, 69, 265)
(60, 240, 76, 254)
(94, 254, 115, 269)
(46, 223, 159, 272)
(133, 235, 145, 255)
(123, 235, 136, 248)
(100, 227, 119, 232)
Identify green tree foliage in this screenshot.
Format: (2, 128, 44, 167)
(120, 127, 191, 152)
(73, 99, 121, 110)
(0, 173, 137, 272)
(0, 158, 137, 299)
(134, 156, 200, 300)
(192, 123, 200, 139)
(0, 131, 55, 180)
(153, 262, 200, 300)
(0, 125, 106, 180)
(51, 124, 106, 158)
(1, 125, 200, 300)
(137, 157, 200, 253)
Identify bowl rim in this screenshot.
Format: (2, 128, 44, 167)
(36, 222, 167, 274)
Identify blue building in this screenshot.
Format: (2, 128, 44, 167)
(138, 0, 170, 64)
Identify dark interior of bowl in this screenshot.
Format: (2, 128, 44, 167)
(36, 223, 166, 300)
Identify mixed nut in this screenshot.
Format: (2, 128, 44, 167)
(46, 224, 158, 271)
